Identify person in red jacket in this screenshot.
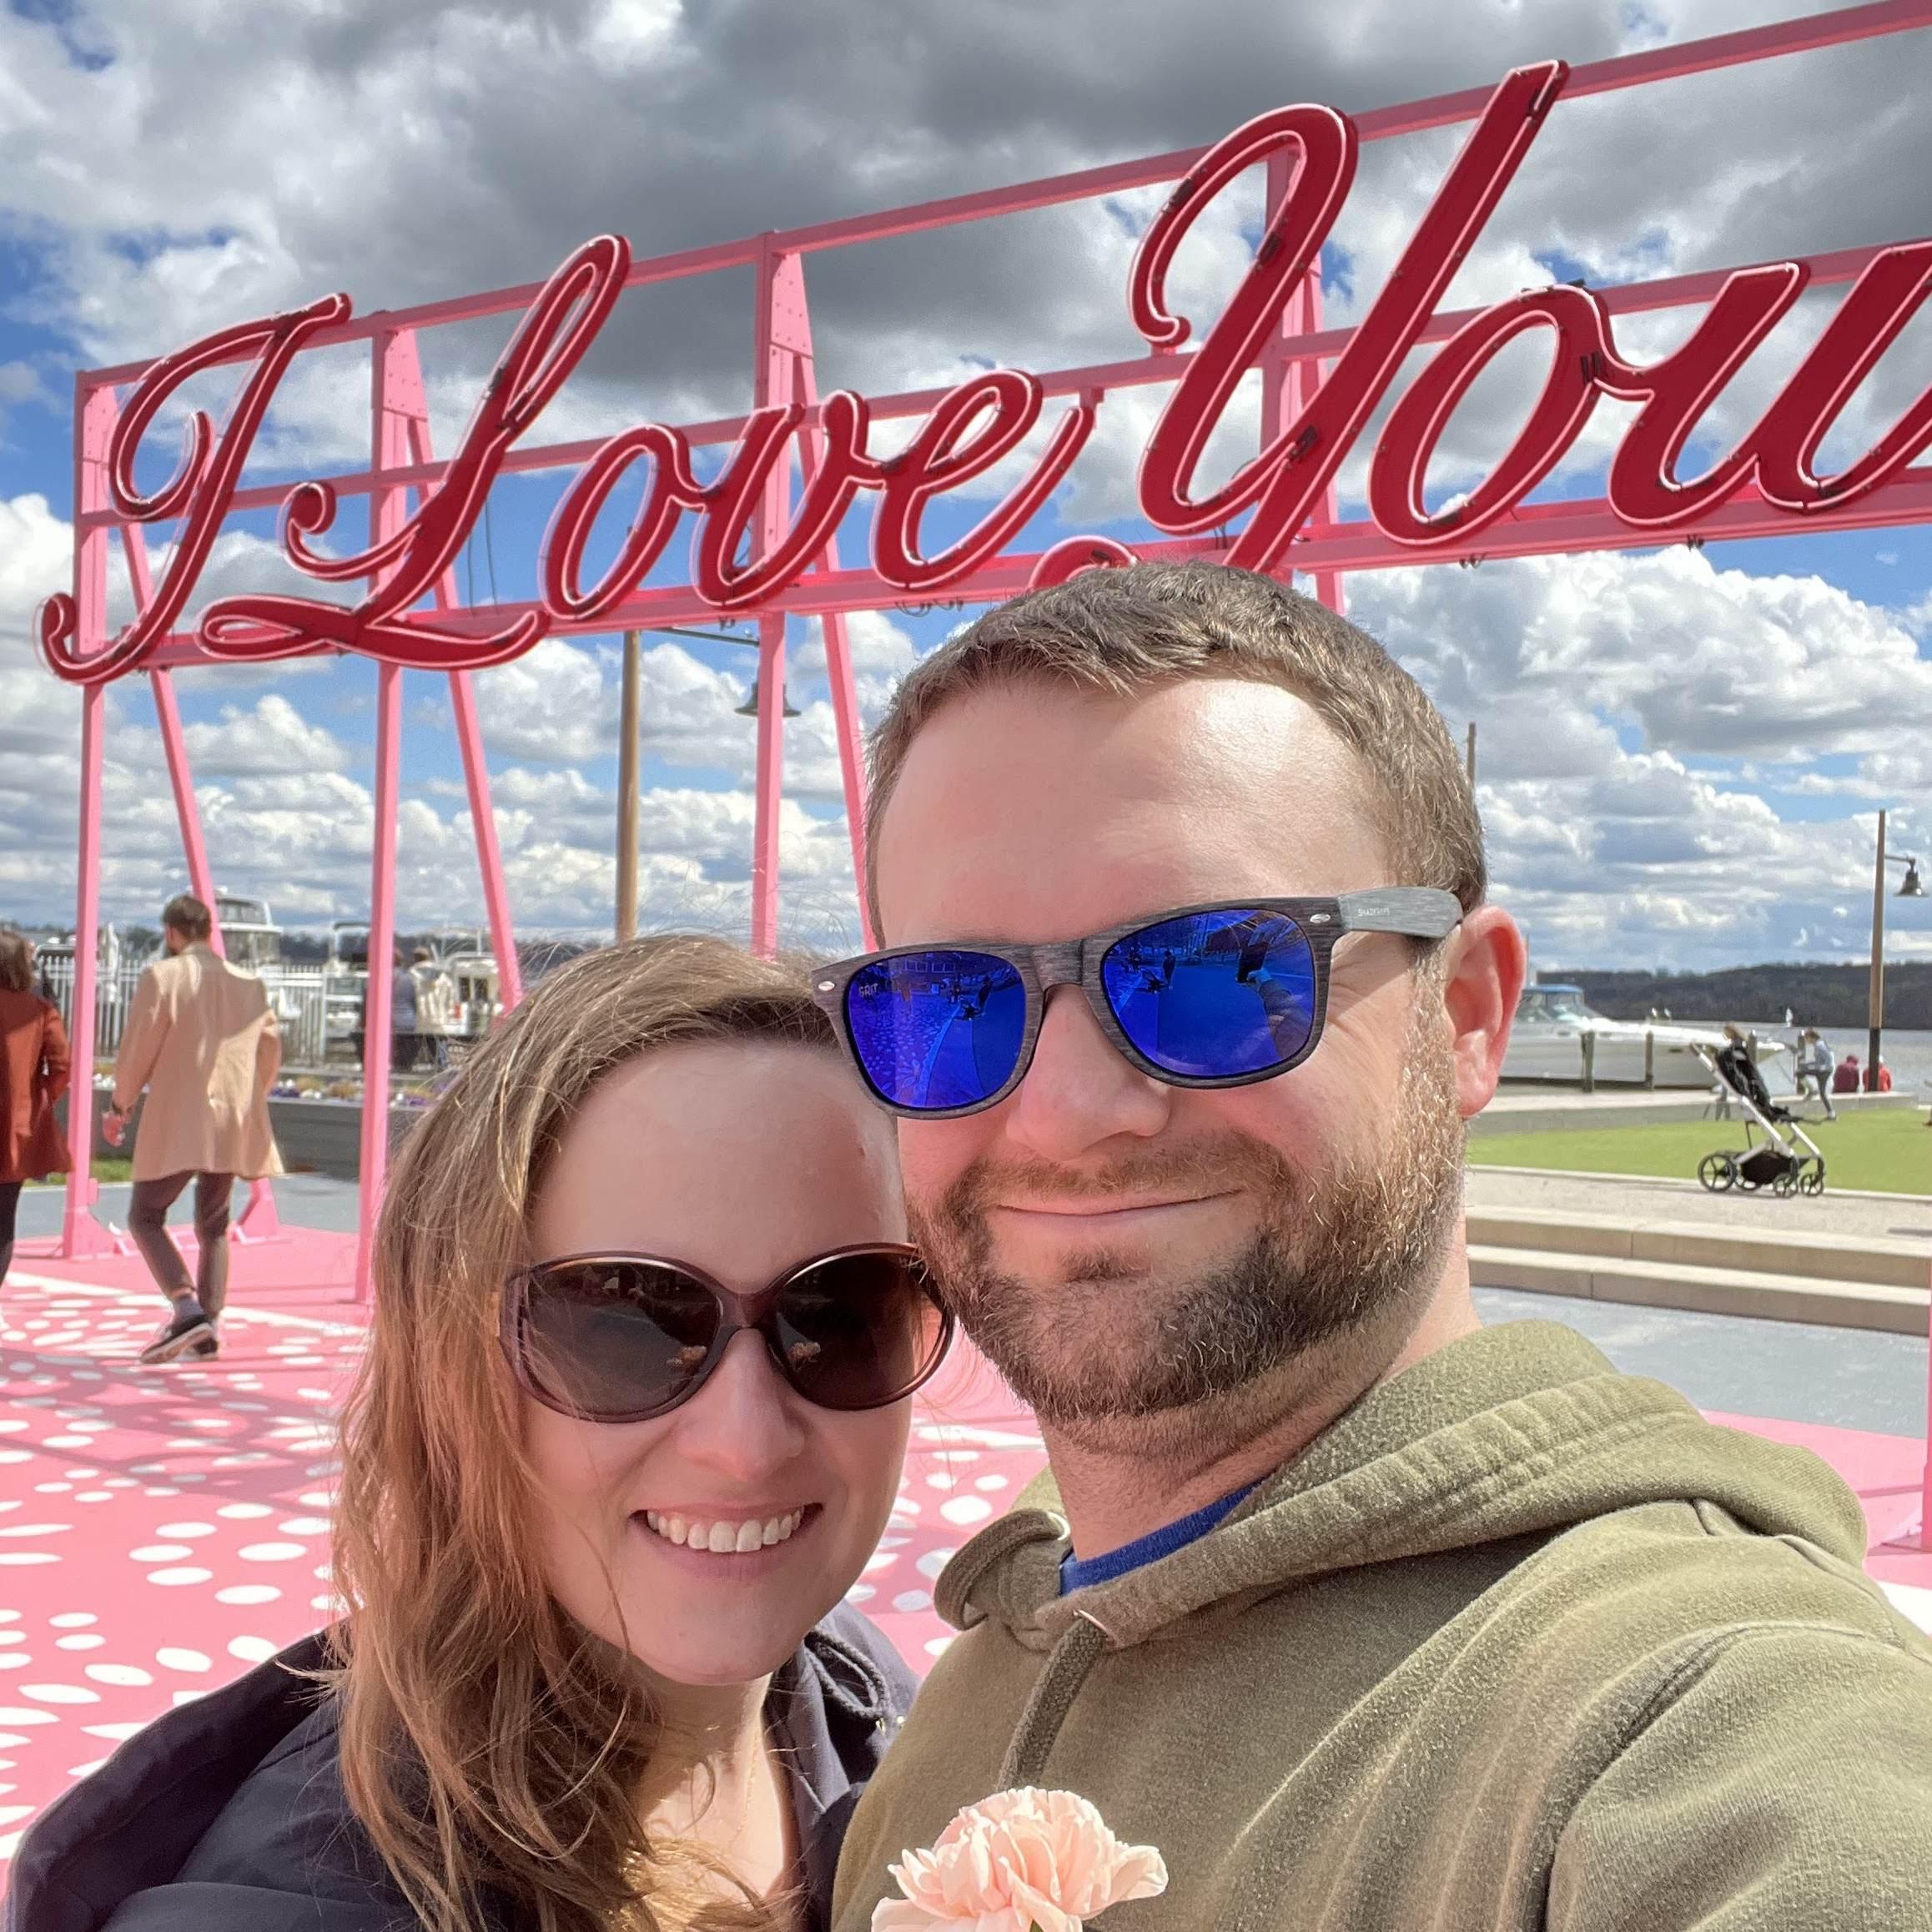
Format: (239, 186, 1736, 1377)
(0, 928, 73, 1288)
(1870, 1059, 1893, 1093)
(1832, 1052, 1862, 1094)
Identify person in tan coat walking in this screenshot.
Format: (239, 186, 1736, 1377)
(0, 928, 72, 1291)
(104, 895, 281, 1364)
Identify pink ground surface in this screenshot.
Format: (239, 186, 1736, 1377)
(0, 1225, 1924, 1874)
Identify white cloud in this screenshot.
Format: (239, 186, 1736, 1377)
(182, 692, 346, 776)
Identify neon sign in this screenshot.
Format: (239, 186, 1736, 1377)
(39, 54, 1932, 687)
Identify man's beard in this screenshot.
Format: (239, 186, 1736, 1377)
(909, 1001, 1467, 1431)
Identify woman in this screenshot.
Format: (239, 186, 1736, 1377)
(0, 926, 72, 1289)
(10, 936, 949, 1930)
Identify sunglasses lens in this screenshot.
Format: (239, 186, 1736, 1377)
(519, 1262, 721, 1420)
(772, 1252, 948, 1409)
(844, 951, 1028, 1111)
(1100, 909, 1317, 1079)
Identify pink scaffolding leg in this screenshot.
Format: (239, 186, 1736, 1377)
(58, 381, 120, 1258)
(353, 325, 419, 1303)
(1260, 153, 1346, 616)
(60, 683, 118, 1259)
(745, 240, 804, 958)
(791, 383, 873, 943)
(375, 328, 524, 1015)
(353, 662, 402, 1303)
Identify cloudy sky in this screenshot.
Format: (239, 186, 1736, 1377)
(0, 0, 1928, 970)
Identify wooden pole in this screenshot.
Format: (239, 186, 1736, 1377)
(1466, 722, 1477, 786)
(1868, 808, 1886, 1092)
(616, 630, 641, 943)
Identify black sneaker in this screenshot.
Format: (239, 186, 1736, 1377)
(139, 1305, 215, 1366)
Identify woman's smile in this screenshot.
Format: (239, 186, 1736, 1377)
(637, 1502, 818, 1554)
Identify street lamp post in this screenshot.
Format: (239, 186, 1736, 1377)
(616, 630, 641, 943)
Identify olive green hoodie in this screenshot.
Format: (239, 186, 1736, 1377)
(833, 1321, 1932, 1930)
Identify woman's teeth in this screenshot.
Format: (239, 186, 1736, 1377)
(642, 1509, 806, 1554)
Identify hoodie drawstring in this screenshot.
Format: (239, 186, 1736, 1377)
(996, 1613, 1108, 1790)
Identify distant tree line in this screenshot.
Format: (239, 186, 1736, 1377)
(1547, 963, 1932, 1030)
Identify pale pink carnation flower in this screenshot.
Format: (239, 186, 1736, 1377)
(872, 1786, 1168, 1932)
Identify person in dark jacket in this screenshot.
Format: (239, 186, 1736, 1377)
(10, 936, 948, 1932)
(0, 926, 72, 1288)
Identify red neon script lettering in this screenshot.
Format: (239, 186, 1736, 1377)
(199, 235, 631, 667)
(37, 296, 349, 686)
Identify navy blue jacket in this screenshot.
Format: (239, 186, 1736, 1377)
(7, 1607, 916, 1932)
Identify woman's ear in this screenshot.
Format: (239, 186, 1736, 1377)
(1436, 905, 1527, 1120)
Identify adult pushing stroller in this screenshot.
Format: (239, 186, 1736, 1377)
(1695, 1034, 1827, 1196)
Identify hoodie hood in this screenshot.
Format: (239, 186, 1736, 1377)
(936, 1320, 1871, 1655)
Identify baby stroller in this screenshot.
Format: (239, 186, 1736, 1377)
(1694, 1042, 1826, 1196)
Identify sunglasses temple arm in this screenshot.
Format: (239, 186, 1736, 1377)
(1333, 888, 1463, 941)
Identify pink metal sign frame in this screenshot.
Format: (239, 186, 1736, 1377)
(43, 0, 1932, 1538)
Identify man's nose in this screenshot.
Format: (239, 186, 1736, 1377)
(1003, 984, 1172, 1162)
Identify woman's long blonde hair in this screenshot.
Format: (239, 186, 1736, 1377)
(327, 935, 839, 1932)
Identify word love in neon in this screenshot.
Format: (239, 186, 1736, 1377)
(39, 56, 1932, 687)
(38, 233, 1094, 685)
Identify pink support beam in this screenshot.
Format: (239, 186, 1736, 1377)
(776, 254, 874, 944)
(59, 383, 120, 1259)
(351, 328, 417, 1303)
(1261, 143, 1346, 617)
(746, 242, 808, 958)
(377, 326, 525, 1013)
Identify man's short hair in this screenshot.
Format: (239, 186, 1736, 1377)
(864, 561, 1483, 928)
(161, 894, 212, 943)
(411, 948, 433, 964)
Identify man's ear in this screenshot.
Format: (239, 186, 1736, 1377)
(1436, 905, 1527, 1122)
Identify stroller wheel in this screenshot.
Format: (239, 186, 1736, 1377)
(1799, 1160, 1826, 1196)
(1698, 1151, 1738, 1192)
(1772, 1167, 1798, 1197)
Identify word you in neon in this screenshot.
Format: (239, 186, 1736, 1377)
(41, 56, 1932, 686)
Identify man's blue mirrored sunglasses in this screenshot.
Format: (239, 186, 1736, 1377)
(812, 889, 1462, 1119)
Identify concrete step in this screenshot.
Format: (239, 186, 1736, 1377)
(1466, 1205, 1929, 1292)
(1468, 1243, 1929, 1336)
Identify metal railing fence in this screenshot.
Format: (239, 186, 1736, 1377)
(39, 958, 334, 1069)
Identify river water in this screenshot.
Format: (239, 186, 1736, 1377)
(1741, 1023, 1932, 1097)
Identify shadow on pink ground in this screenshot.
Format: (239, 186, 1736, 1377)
(0, 1224, 1923, 1870)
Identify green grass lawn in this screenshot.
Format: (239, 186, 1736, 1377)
(1469, 1107, 1930, 1195)
(25, 1160, 133, 1188)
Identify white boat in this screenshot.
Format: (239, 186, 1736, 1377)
(1503, 983, 1791, 1089)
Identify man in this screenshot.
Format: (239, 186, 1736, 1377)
(410, 945, 452, 1071)
(1833, 1049, 1862, 1094)
(825, 565, 1932, 1930)
(1795, 1027, 1836, 1119)
(390, 945, 420, 1072)
(105, 895, 281, 1365)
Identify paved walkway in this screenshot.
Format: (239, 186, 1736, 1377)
(1467, 1165, 1932, 1245)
